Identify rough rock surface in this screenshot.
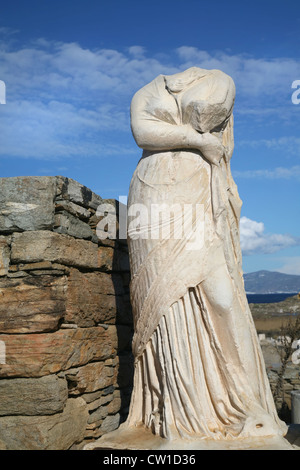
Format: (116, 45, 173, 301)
(0, 398, 89, 450)
(0, 176, 133, 450)
(0, 375, 68, 415)
(0, 176, 56, 232)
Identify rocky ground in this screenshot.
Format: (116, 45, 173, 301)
(249, 295, 300, 422)
(250, 295, 300, 336)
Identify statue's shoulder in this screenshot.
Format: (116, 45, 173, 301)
(131, 75, 166, 107)
(134, 74, 165, 95)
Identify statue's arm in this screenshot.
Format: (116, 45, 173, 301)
(130, 92, 224, 165)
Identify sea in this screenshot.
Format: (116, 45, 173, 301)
(246, 293, 298, 304)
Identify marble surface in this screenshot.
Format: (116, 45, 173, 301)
(85, 67, 294, 450)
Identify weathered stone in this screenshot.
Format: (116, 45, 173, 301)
(9, 261, 69, 273)
(97, 246, 115, 271)
(85, 413, 121, 440)
(0, 238, 10, 276)
(0, 375, 68, 416)
(0, 175, 135, 448)
(30, 269, 66, 276)
(56, 176, 103, 210)
(66, 359, 117, 396)
(86, 390, 122, 426)
(54, 210, 95, 240)
(7, 271, 28, 278)
(100, 413, 120, 434)
(107, 390, 122, 415)
(7, 265, 19, 273)
(0, 275, 66, 333)
(86, 392, 114, 412)
(284, 364, 300, 381)
(0, 176, 56, 233)
(60, 323, 78, 329)
(98, 246, 130, 272)
(55, 199, 91, 220)
(85, 423, 105, 439)
(96, 237, 117, 248)
(81, 385, 115, 404)
(0, 397, 88, 450)
(65, 268, 126, 327)
(0, 325, 118, 377)
(0, 438, 7, 450)
(88, 402, 109, 424)
(11, 231, 98, 268)
(260, 341, 281, 366)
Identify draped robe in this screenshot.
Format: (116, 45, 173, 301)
(124, 70, 287, 441)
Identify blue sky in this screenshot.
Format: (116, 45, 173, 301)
(0, 0, 299, 275)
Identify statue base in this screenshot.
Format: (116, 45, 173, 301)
(84, 423, 300, 451)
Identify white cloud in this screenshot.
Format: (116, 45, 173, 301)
(176, 46, 300, 99)
(128, 46, 146, 58)
(237, 137, 300, 157)
(0, 39, 176, 100)
(0, 37, 299, 160)
(0, 38, 179, 160)
(276, 257, 300, 275)
(233, 165, 300, 181)
(240, 216, 300, 255)
(2, 39, 299, 103)
(0, 98, 137, 159)
(1, 98, 128, 153)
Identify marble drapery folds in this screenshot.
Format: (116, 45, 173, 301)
(125, 67, 287, 442)
(86, 68, 290, 450)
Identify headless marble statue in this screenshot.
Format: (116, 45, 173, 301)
(85, 67, 294, 450)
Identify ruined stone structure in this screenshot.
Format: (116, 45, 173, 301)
(0, 176, 134, 450)
(0, 175, 298, 450)
(86, 67, 292, 451)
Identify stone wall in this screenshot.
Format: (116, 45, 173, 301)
(0, 176, 134, 450)
(260, 339, 300, 420)
(0, 176, 298, 449)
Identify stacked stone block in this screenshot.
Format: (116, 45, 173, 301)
(0, 176, 133, 450)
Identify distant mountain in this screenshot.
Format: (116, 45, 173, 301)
(243, 270, 300, 294)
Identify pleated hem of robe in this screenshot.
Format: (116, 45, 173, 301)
(125, 285, 287, 441)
